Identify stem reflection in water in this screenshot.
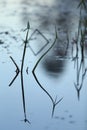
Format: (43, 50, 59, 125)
(9, 22, 30, 124)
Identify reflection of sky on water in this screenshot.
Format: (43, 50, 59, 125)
(0, 0, 80, 30)
(0, 0, 87, 130)
(0, 56, 87, 130)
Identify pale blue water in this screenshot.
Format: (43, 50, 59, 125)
(0, 0, 87, 130)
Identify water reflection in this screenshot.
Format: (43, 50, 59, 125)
(72, 4, 87, 100)
(43, 57, 66, 76)
(42, 31, 69, 76)
(0, 0, 87, 130)
(32, 28, 63, 117)
(74, 59, 87, 100)
(20, 0, 30, 25)
(9, 24, 31, 123)
(69, 120, 75, 124)
(54, 110, 76, 125)
(19, 0, 79, 31)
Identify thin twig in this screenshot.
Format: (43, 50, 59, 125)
(20, 22, 30, 123)
(9, 22, 30, 123)
(9, 56, 20, 86)
(74, 67, 87, 100)
(65, 31, 69, 55)
(32, 27, 63, 117)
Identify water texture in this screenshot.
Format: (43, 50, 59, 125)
(0, 0, 87, 130)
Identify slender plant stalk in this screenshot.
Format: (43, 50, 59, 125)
(9, 22, 30, 124)
(74, 67, 87, 100)
(78, 0, 87, 11)
(65, 32, 69, 56)
(32, 27, 63, 117)
(73, 5, 87, 100)
(20, 22, 30, 123)
(72, 9, 81, 67)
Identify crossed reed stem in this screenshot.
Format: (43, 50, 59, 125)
(9, 23, 63, 123)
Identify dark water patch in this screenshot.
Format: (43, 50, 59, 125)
(2, 61, 6, 64)
(0, 40, 4, 44)
(0, 29, 22, 51)
(69, 120, 76, 124)
(54, 116, 65, 121)
(19, 0, 77, 32)
(11, 36, 17, 41)
(2, 45, 9, 49)
(21, 0, 31, 6)
(38, 0, 77, 31)
(42, 57, 66, 76)
(0, 31, 9, 35)
(69, 114, 73, 118)
(60, 117, 65, 120)
(0, 0, 7, 8)
(54, 111, 73, 122)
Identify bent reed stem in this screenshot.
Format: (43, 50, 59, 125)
(32, 27, 63, 117)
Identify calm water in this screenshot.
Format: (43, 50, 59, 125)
(0, 0, 87, 130)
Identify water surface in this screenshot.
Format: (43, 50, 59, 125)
(0, 0, 87, 130)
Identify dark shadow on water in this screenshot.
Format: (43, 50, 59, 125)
(42, 30, 69, 77)
(43, 58, 65, 74)
(69, 120, 76, 124)
(54, 116, 65, 120)
(0, 40, 4, 44)
(69, 114, 73, 118)
(60, 117, 65, 120)
(19, 0, 78, 33)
